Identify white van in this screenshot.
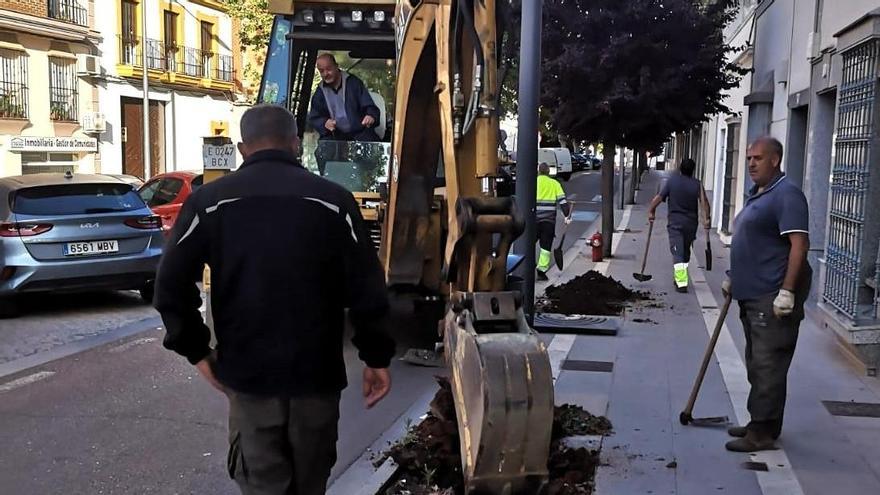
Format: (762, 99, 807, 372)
(537, 148, 573, 181)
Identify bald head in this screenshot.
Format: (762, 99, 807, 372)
(238, 104, 300, 158)
(316, 53, 342, 87)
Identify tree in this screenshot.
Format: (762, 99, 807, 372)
(226, 0, 274, 100)
(541, 0, 744, 256)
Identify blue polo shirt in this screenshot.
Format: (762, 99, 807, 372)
(659, 172, 700, 229)
(730, 173, 809, 301)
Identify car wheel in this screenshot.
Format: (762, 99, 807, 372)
(139, 281, 155, 304)
(0, 297, 20, 319)
(559, 172, 571, 181)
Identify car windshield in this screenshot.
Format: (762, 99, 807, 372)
(12, 184, 144, 216)
(301, 138, 390, 193)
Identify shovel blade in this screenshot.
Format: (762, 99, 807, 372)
(553, 233, 567, 270)
(689, 415, 729, 426)
(633, 272, 653, 282)
(705, 247, 713, 271)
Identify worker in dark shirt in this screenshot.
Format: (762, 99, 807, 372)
(722, 136, 811, 452)
(648, 158, 710, 292)
(308, 53, 381, 176)
(155, 104, 395, 494)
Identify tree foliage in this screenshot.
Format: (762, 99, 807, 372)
(541, 0, 745, 151)
(226, 0, 274, 99)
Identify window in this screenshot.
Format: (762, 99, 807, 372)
(12, 184, 142, 216)
(138, 178, 183, 207)
(0, 48, 28, 119)
(163, 10, 179, 71)
(20, 152, 77, 175)
(200, 21, 214, 77)
(48, 0, 88, 27)
(121, 0, 138, 65)
(48, 57, 78, 121)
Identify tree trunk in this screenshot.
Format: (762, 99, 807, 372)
(601, 141, 616, 258)
(626, 151, 639, 205)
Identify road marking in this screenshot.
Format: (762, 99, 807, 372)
(690, 268, 805, 495)
(547, 334, 577, 382)
(0, 371, 55, 393)
(109, 337, 158, 353)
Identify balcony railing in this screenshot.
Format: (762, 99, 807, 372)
(48, 0, 88, 27)
(118, 36, 234, 83)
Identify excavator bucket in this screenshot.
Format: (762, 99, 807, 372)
(444, 291, 554, 494)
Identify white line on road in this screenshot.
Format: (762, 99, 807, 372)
(690, 269, 805, 495)
(0, 371, 55, 393)
(108, 337, 158, 354)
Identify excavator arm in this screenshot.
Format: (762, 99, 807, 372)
(383, 1, 554, 492)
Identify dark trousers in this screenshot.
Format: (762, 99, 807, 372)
(667, 224, 696, 263)
(227, 391, 341, 495)
(738, 267, 811, 438)
(537, 221, 555, 251)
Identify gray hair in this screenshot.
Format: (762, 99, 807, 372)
(316, 53, 338, 66)
(240, 104, 298, 146)
(751, 136, 784, 163)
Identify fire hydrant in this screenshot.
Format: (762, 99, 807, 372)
(590, 232, 604, 262)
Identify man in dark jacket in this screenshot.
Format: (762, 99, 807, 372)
(308, 53, 381, 175)
(155, 104, 395, 494)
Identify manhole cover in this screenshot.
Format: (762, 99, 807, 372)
(533, 313, 621, 336)
(562, 360, 614, 373)
(822, 400, 880, 418)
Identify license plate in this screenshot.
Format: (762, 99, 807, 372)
(63, 240, 119, 256)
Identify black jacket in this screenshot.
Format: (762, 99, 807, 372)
(155, 149, 394, 396)
(307, 73, 380, 140)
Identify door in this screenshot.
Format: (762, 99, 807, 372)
(121, 97, 165, 179)
(121, 0, 138, 65)
(721, 122, 740, 234)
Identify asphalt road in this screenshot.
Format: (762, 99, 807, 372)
(0, 170, 605, 494)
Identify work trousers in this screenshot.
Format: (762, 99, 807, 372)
(667, 224, 696, 264)
(738, 267, 811, 438)
(537, 221, 556, 272)
(227, 391, 341, 495)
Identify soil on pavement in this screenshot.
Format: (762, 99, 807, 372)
(540, 270, 651, 316)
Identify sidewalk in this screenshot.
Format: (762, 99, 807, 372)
(540, 170, 880, 495)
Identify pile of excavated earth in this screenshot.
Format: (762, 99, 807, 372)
(382, 378, 612, 495)
(539, 270, 651, 315)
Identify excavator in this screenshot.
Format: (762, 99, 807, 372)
(262, 1, 554, 492)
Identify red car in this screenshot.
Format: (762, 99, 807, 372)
(138, 171, 203, 234)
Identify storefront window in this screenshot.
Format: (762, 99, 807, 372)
(20, 152, 77, 175)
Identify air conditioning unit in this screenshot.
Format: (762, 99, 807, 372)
(81, 112, 106, 133)
(76, 54, 102, 76)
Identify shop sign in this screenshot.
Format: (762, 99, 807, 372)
(6, 136, 98, 153)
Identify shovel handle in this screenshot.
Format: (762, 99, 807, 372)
(682, 294, 732, 418)
(639, 220, 654, 275)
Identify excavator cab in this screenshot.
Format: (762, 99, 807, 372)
(261, 2, 554, 492)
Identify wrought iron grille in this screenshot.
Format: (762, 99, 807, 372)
(48, 0, 88, 27)
(117, 36, 234, 83)
(48, 57, 78, 121)
(0, 48, 28, 119)
(824, 39, 880, 320)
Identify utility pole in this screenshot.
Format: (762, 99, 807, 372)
(514, 0, 542, 324)
(141, 0, 151, 181)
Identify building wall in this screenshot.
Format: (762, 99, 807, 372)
(0, 0, 47, 17)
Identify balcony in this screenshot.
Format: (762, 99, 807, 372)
(118, 36, 235, 85)
(48, 0, 88, 27)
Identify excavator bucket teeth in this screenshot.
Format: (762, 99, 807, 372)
(444, 292, 554, 494)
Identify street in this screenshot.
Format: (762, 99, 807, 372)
(0, 170, 606, 494)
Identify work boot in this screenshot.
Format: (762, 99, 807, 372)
(725, 431, 776, 452)
(536, 270, 549, 281)
(728, 425, 780, 440)
(676, 285, 688, 293)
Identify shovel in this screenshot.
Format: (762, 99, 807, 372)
(553, 213, 573, 270)
(704, 227, 713, 271)
(632, 220, 654, 282)
(679, 293, 732, 427)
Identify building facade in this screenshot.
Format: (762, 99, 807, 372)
(692, 0, 880, 373)
(94, 0, 244, 179)
(0, 0, 103, 176)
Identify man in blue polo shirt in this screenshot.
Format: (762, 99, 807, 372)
(723, 136, 811, 452)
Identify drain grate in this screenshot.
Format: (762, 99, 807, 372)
(741, 462, 769, 472)
(822, 400, 880, 418)
(562, 360, 614, 373)
(533, 313, 621, 336)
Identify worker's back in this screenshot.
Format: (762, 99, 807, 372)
(536, 174, 564, 223)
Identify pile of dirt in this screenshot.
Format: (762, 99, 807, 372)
(385, 379, 611, 495)
(540, 271, 651, 316)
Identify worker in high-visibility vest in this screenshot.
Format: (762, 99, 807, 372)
(536, 162, 572, 280)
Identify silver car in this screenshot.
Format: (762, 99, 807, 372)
(0, 173, 164, 317)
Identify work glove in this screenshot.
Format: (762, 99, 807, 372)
(721, 279, 731, 298)
(564, 216, 572, 226)
(773, 289, 795, 318)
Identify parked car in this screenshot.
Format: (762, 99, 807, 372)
(571, 153, 590, 172)
(0, 173, 164, 317)
(103, 174, 144, 188)
(138, 171, 203, 234)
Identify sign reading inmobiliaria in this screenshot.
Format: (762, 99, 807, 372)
(6, 136, 98, 153)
